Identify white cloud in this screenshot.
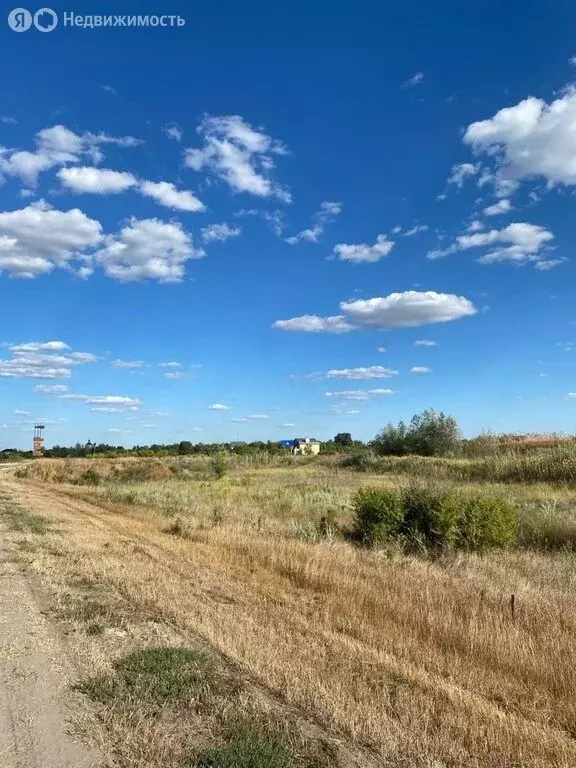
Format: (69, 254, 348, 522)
(34, 384, 68, 393)
(0, 341, 97, 379)
(447, 163, 478, 188)
(325, 389, 396, 400)
(163, 123, 183, 142)
(201, 222, 242, 243)
(107, 428, 122, 433)
(570, 57, 576, 67)
(456, 222, 554, 265)
(402, 72, 424, 87)
(332, 234, 394, 264)
(403, 224, 428, 237)
(280, 422, 295, 428)
(14, 409, 30, 415)
(483, 199, 513, 216)
(184, 114, 290, 202)
(58, 167, 137, 194)
(232, 414, 268, 423)
(60, 394, 140, 408)
(94, 217, 204, 283)
(467, 220, 484, 232)
(377, 346, 387, 353)
(410, 366, 432, 374)
(285, 200, 342, 244)
(0, 200, 103, 278)
(414, 340, 438, 347)
(464, 89, 576, 192)
(428, 222, 554, 267)
(1, 116, 17, 124)
(534, 258, 567, 271)
(273, 314, 354, 333)
(111, 359, 144, 369)
(340, 291, 477, 328)
(208, 403, 230, 411)
(326, 366, 398, 380)
(275, 291, 477, 333)
(0, 124, 142, 187)
(565, 392, 576, 399)
(138, 181, 205, 212)
(158, 361, 181, 368)
(90, 407, 125, 413)
(164, 371, 187, 379)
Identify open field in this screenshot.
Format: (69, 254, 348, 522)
(3, 454, 576, 766)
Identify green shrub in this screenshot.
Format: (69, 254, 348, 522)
(352, 487, 405, 545)
(458, 494, 517, 549)
(211, 452, 229, 479)
(77, 468, 102, 486)
(402, 487, 462, 547)
(340, 452, 380, 472)
(352, 485, 517, 550)
(196, 719, 293, 768)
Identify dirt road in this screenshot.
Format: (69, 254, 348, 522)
(0, 477, 104, 768)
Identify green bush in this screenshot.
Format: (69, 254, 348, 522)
(352, 485, 517, 550)
(458, 494, 517, 549)
(372, 409, 461, 457)
(340, 452, 380, 472)
(211, 451, 229, 479)
(402, 487, 462, 547)
(352, 487, 405, 545)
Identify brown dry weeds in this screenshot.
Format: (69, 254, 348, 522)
(4, 469, 576, 767)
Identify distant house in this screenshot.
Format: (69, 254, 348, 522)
(292, 437, 321, 456)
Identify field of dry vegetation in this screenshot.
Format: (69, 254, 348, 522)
(4, 448, 576, 767)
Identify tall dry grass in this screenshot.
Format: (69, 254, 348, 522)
(6, 473, 576, 767)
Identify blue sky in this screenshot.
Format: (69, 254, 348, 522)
(1, 0, 576, 449)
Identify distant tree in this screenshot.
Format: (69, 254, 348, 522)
(178, 440, 193, 455)
(372, 409, 460, 457)
(334, 432, 353, 448)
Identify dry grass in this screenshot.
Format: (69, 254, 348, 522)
(6, 459, 576, 766)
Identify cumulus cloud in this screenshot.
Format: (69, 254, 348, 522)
(447, 163, 478, 188)
(404, 224, 429, 237)
(534, 258, 567, 271)
(208, 403, 230, 411)
(410, 366, 432, 374)
(60, 394, 140, 409)
(402, 72, 424, 87)
(111, 359, 144, 369)
(58, 167, 137, 194)
(201, 222, 242, 243)
(427, 222, 555, 267)
(0, 341, 97, 379)
(232, 414, 268, 423)
(94, 218, 204, 283)
(138, 181, 205, 212)
(324, 388, 396, 400)
(274, 291, 477, 333)
(483, 199, 513, 216)
(326, 366, 398, 379)
(162, 123, 183, 142)
(184, 114, 290, 202)
(285, 200, 342, 245)
(377, 346, 387, 353)
(0, 124, 142, 187)
(34, 384, 68, 393)
(273, 314, 355, 333)
(332, 234, 394, 264)
(0, 200, 103, 278)
(464, 89, 576, 193)
(164, 371, 187, 379)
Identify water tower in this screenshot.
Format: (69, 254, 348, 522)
(33, 425, 45, 456)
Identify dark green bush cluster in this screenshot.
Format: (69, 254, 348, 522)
(352, 485, 517, 550)
(372, 409, 460, 457)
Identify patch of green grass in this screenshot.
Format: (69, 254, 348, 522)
(195, 720, 294, 768)
(79, 647, 221, 710)
(3, 506, 53, 534)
